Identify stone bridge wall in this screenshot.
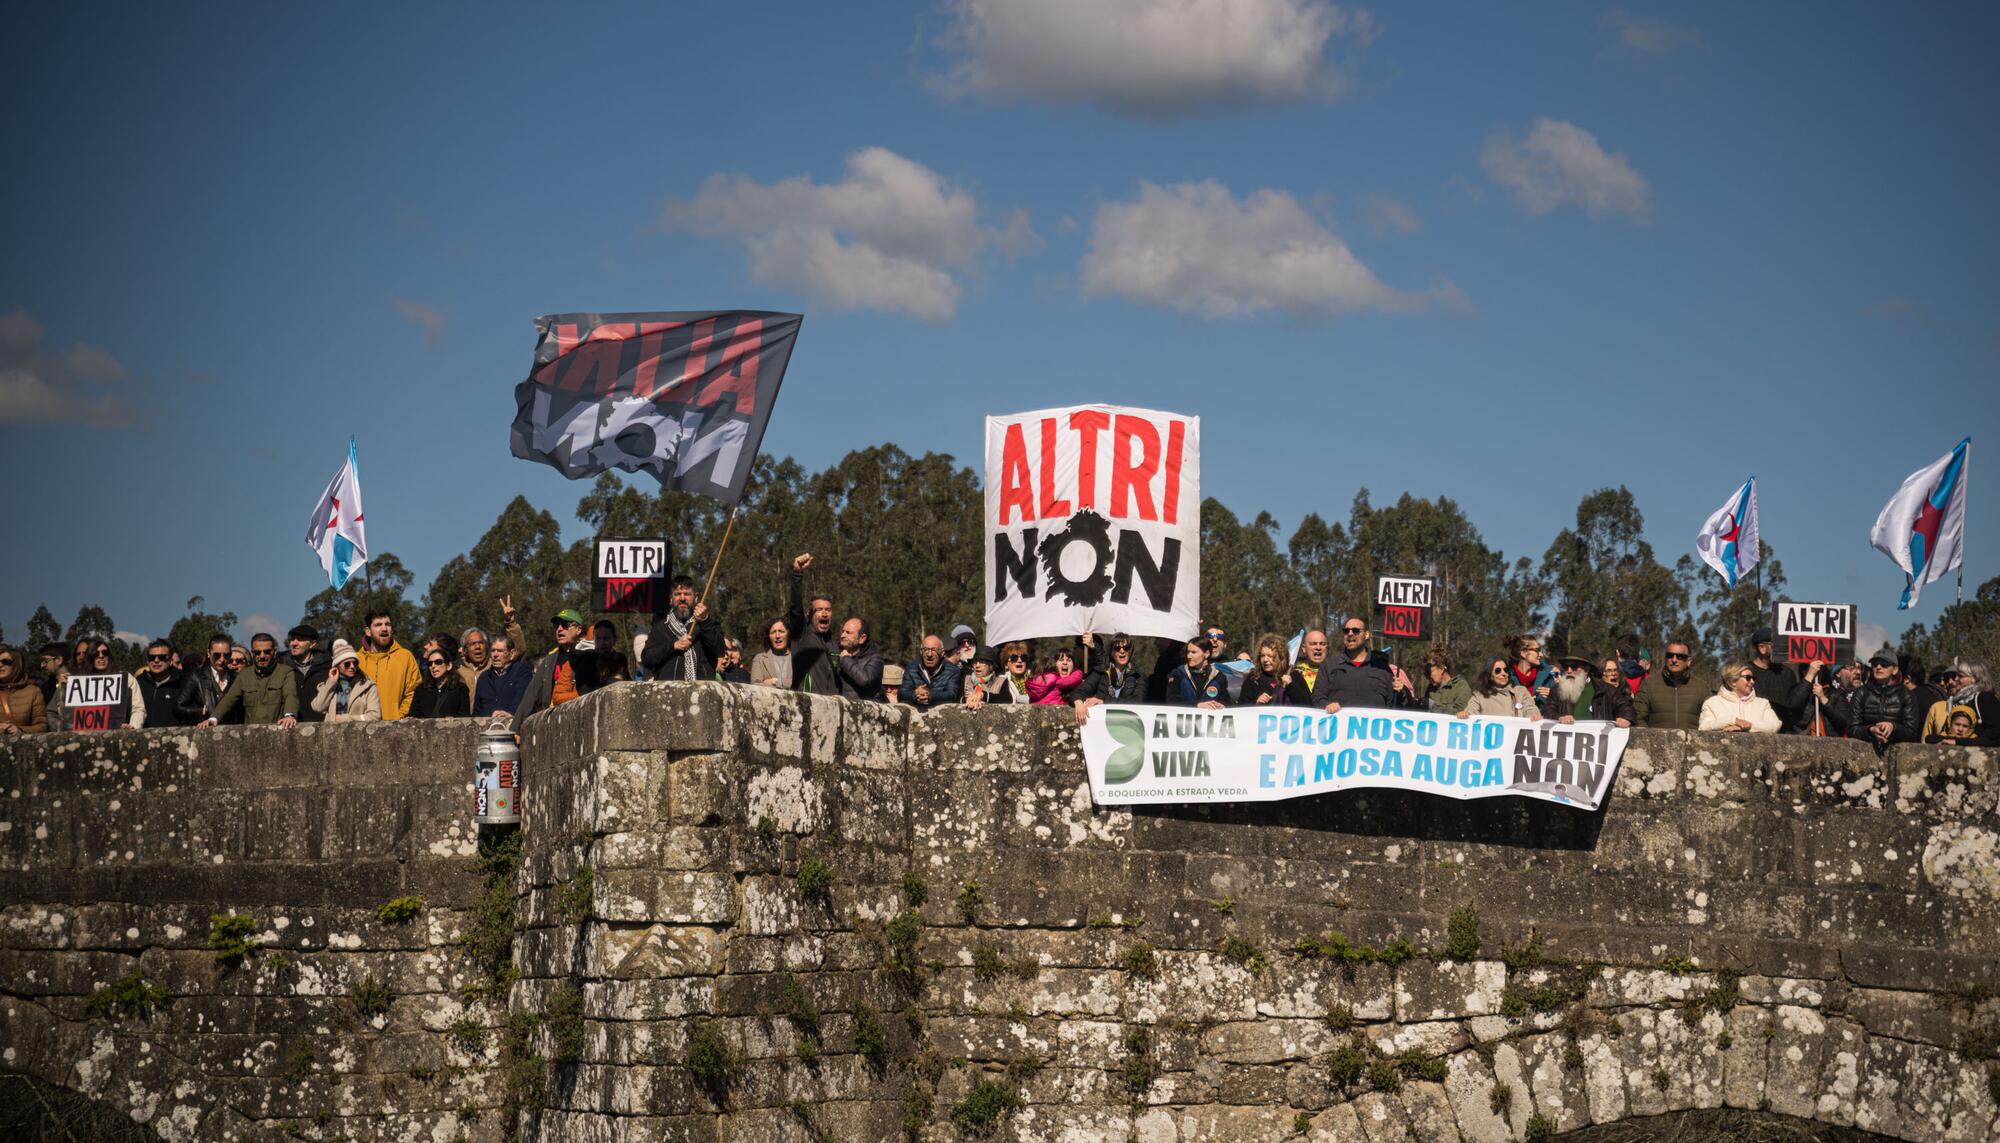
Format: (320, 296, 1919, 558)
(4, 682, 2000, 1142)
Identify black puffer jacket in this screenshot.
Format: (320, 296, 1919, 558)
(1846, 682, 1918, 745)
(1586, 682, 1637, 725)
(1075, 665, 1148, 704)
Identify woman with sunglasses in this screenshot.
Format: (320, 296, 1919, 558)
(988, 642, 1035, 704)
(0, 645, 50, 735)
(408, 645, 472, 719)
(84, 639, 148, 728)
(312, 640, 382, 722)
(1460, 656, 1542, 719)
(1698, 663, 1781, 733)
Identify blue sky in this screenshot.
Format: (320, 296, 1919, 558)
(3, 1, 1994, 652)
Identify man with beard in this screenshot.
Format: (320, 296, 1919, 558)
(355, 610, 421, 721)
(1634, 641, 1712, 730)
(283, 625, 331, 723)
(784, 553, 840, 695)
(836, 616, 886, 702)
(1547, 653, 1596, 720)
(515, 609, 601, 722)
(642, 576, 724, 682)
(200, 633, 300, 727)
(1311, 618, 1412, 713)
(135, 639, 190, 726)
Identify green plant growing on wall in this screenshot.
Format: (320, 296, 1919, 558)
(971, 939, 1007, 981)
(1122, 941, 1159, 981)
(1005, 1054, 1046, 1082)
(782, 974, 822, 1062)
(1325, 1038, 1366, 1089)
(547, 978, 585, 1063)
(209, 913, 259, 966)
(86, 969, 169, 1019)
(1525, 1112, 1554, 1141)
(1443, 906, 1480, 961)
(957, 879, 983, 924)
(950, 1077, 1023, 1134)
(1221, 935, 1265, 972)
(684, 1021, 738, 1100)
(462, 830, 521, 1001)
(1660, 954, 1697, 975)
(449, 1012, 487, 1054)
(555, 866, 594, 925)
(902, 869, 928, 907)
(375, 896, 423, 923)
(886, 909, 923, 978)
(284, 1038, 315, 1079)
(755, 815, 777, 841)
(500, 1010, 547, 1108)
(1322, 1002, 1356, 1031)
(352, 975, 392, 1019)
(853, 1001, 889, 1071)
(797, 856, 833, 902)
(1119, 1025, 1160, 1095)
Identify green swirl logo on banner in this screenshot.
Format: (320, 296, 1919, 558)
(1102, 709, 1147, 784)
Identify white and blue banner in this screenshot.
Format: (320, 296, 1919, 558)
(1081, 705, 1630, 811)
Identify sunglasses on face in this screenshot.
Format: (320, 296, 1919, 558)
(211, 652, 229, 661)
(253, 649, 274, 658)
(1491, 667, 1509, 676)
(1006, 654, 1026, 662)
(427, 658, 449, 667)
(1665, 652, 1690, 661)
(0, 658, 14, 667)
(147, 653, 170, 661)
(1342, 627, 1366, 635)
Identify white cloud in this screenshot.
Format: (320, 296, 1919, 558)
(394, 298, 445, 345)
(236, 613, 287, 643)
(665, 147, 1034, 321)
(1080, 180, 1436, 317)
(113, 630, 149, 648)
(1358, 192, 1421, 236)
(1480, 118, 1650, 220)
(0, 309, 136, 427)
(1603, 11, 1698, 54)
(937, 0, 1375, 119)
(1854, 622, 1893, 661)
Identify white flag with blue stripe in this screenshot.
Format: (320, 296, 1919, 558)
(1694, 475, 1759, 589)
(305, 437, 367, 590)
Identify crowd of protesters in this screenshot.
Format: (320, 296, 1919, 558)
(2, 555, 1993, 753)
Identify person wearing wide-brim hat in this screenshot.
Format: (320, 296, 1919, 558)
(513, 608, 602, 724)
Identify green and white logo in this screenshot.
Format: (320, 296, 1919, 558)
(1102, 709, 1147, 784)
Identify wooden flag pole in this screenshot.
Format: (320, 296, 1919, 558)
(697, 504, 740, 611)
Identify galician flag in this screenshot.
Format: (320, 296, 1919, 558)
(305, 437, 368, 590)
(1870, 437, 1970, 610)
(1694, 475, 1759, 589)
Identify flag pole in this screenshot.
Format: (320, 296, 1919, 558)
(696, 504, 740, 611)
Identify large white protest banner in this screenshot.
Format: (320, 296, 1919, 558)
(984, 405, 1199, 644)
(1081, 705, 1629, 812)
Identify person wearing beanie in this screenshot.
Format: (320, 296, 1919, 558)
(313, 640, 382, 722)
(1746, 626, 1805, 732)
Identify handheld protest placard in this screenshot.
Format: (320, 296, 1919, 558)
(1773, 601, 1857, 666)
(593, 538, 673, 614)
(63, 673, 126, 732)
(984, 405, 1200, 644)
(1374, 575, 1436, 640)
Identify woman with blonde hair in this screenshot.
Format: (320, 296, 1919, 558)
(1698, 663, 1781, 733)
(1237, 633, 1295, 706)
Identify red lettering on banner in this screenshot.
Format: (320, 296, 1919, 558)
(662, 318, 718, 403)
(1162, 419, 1185, 525)
(632, 331, 665, 397)
(1787, 635, 1836, 664)
(1069, 409, 1109, 510)
(557, 331, 629, 394)
(603, 579, 655, 613)
(1380, 605, 1423, 638)
(1037, 417, 1071, 518)
(696, 319, 761, 414)
(997, 422, 1033, 525)
(1110, 415, 1160, 522)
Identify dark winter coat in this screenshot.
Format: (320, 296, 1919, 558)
(836, 641, 886, 702)
(408, 675, 471, 719)
(1847, 681, 1918, 746)
(1634, 667, 1714, 730)
(1308, 654, 1400, 711)
(1235, 669, 1297, 707)
(640, 613, 726, 682)
(210, 663, 301, 725)
(1075, 663, 1149, 704)
(785, 570, 840, 695)
(1586, 681, 1637, 725)
(1748, 660, 1804, 731)
(898, 659, 963, 710)
(473, 660, 534, 717)
(284, 650, 332, 723)
(135, 669, 191, 727)
(177, 666, 238, 725)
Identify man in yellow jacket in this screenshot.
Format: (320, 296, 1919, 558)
(355, 609, 420, 720)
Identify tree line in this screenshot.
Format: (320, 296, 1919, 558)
(12, 444, 1994, 672)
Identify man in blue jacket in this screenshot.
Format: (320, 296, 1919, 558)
(474, 634, 533, 717)
(898, 635, 962, 711)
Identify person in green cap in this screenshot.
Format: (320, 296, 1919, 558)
(514, 608, 601, 723)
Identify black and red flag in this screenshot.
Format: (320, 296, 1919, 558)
(510, 310, 802, 505)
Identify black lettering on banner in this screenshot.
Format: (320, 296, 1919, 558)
(591, 538, 672, 614)
(1380, 605, 1424, 638)
(1773, 602, 1856, 666)
(994, 528, 1039, 601)
(1787, 636, 1836, 664)
(72, 707, 112, 732)
(1038, 510, 1115, 607)
(1110, 532, 1180, 610)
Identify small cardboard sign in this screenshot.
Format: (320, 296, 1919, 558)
(63, 673, 125, 732)
(592, 538, 672, 614)
(1374, 575, 1436, 640)
(1773, 601, 1857, 666)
